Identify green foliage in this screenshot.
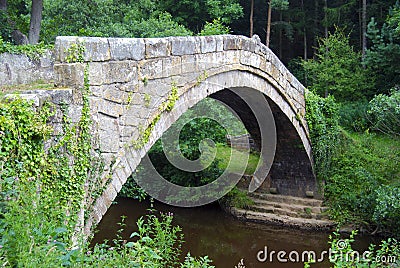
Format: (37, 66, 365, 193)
(119, 167, 148, 201)
(0, 97, 51, 203)
(388, 5, 400, 35)
(338, 101, 369, 132)
(373, 185, 400, 235)
(198, 19, 230, 36)
(65, 42, 85, 63)
(305, 91, 340, 180)
(270, 0, 289, 11)
(158, 0, 243, 31)
(367, 88, 400, 136)
(364, 3, 400, 94)
(205, 0, 243, 24)
(41, 1, 192, 41)
(323, 131, 400, 235)
(181, 253, 215, 268)
(326, 230, 400, 267)
(0, 10, 13, 42)
(125, 98, 247, 193)
(0, 94, 213, 267)
(219, 187, 254, 209)
(302, 28, 372, 101)
(0, 37, 53, 60)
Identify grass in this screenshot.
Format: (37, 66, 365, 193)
(214, 143, 260, 175)
(338, 131, 400, 182)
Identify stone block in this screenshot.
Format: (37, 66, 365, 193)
(95, 195, 108, 216)
(98, 114, 120, 152)
(87, 62, 104, 86)
(103, 61, 137, 84)
(162, 56, 182, 77)
(145, 38, 170, 58)
(242, 38, 257, 52)
(54, 36, 79, 63)
(170, 36, 198, 55)
(104, 183, 118, 204)
(82, 37, 111, 62)
(180, 55, 197, 74)
(97, 99, 124, 118)
(67, 104, 83, 123)
(50, 89, 73, 105)
(223, 35, 243, 50)
(111, 173, 123, 193)
(109, 38, 145, 61)
(54, 63, 85, 88)
(139, 59, 163, 79)
(200, 36, 218, 53)
(102, 85, 130, 104)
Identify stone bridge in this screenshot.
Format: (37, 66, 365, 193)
(49, 34, 318, 233)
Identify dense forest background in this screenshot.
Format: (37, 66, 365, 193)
(0, 1, 398, 61)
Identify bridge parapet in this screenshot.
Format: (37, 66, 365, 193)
(54, 35, 306, 119)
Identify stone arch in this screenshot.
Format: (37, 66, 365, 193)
(84, 69, 316, 233)
(52, 35, 316, 233)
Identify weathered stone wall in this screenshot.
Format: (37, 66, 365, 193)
(47, 34, 315, 234)
(0, 50, 54, 86)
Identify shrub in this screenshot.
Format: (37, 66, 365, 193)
(373, 185, 400, 235)
(339, 101, 370, 132)
(305, 91, 341, 180)
(367, 88, 400, 136)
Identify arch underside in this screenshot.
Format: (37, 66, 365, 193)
(86, 68, 319, 234)
(112, 69, 318, 198)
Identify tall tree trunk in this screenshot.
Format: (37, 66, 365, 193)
(250, 0, 254, 37)
(361, 0, 367, 58)
(28, 0, 43, 44)
(302, 0, 307, 60)
(279, 12, 282, 58)
(266, 0, 272, 47)
(304, 28, 308, 60)
(324, 0, 328, 38)
(313, 0, 319, 57)
(0, 0, 6, 11)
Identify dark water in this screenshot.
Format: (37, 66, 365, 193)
(93, 197, 377, 268)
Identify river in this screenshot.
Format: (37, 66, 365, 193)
(92, 197, 377, 268)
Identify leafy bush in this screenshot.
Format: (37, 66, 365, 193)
(339, 101, 370, 132)
(373, 185, 400, 235)
(323, 131, 400, 235)
(305, 91, 341, 180)
(0, 37, 53, 59)
(367, 88, 400, 136)
(323, 230, 400, 267)
(219, 187, 254, 209)
(198, 19, 230, 36)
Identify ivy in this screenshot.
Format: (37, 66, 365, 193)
(65, 42, 85, 63)
(0, 36, 53, 60)
(132, 81, 179, 149)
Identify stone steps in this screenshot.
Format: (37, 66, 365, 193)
(249, 191, 324, 207)
(229, 190, 335, 230)
(252, 199, 329, 215)
(230, 207, 335, 230)
(249, 203, 329, 220)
